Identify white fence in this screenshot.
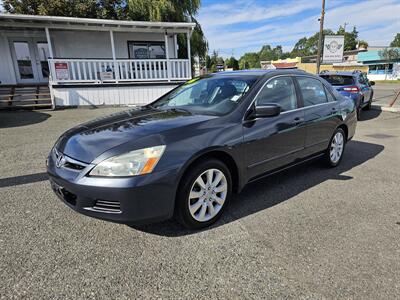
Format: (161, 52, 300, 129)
(48, 58, 191, 83)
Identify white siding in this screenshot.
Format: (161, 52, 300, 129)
(0, 29, 179, 86)
(51, 30, 177, 59)
(0, 34, 17, 85)
(52, 31, 111, 59)
(52, 84, 177, 107)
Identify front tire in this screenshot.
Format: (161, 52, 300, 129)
(324, 128, 346, 167)
(175, 159, 232, 229)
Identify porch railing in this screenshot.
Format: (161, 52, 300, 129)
(48, 58, 191, 83)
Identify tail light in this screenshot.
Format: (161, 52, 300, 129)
(343, 86, 360, 93)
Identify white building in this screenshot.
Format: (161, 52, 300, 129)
(0, 14, 195, 108)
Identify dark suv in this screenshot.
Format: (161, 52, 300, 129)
(320, 71, 374, 119)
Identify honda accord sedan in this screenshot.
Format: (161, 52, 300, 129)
(47, 70, 357, 229)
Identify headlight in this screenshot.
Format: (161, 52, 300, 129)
(89, 145, 166, 177)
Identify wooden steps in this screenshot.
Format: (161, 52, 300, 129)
(0, 85, 52, 109)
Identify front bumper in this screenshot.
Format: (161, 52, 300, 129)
(47, 151, 179, 224)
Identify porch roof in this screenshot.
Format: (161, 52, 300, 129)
(0, 13, 196, 33)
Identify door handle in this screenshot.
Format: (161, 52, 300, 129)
(292, 117, 304, 125)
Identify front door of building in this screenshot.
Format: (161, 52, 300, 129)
(9, 38, 50, 84)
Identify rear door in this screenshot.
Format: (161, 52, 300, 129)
(295, 76, 340, 156)
(243, 76, 306, 179)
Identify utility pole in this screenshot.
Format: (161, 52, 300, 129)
(316, 0, 326, 74)
(343, 22, 348, 32)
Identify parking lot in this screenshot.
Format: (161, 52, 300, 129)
(0, 105, 399, 299)
(372, 82, 400, 110)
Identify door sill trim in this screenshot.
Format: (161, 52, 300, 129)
(247, 152, 325, 184)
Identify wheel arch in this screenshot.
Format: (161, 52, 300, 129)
(337, 123, 348, 141)
(177, 149, 241, 195)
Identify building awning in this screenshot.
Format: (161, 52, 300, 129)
(272, 62, 298, 69)
(357, 48, 400, 63)
(0, 13, 195, 33)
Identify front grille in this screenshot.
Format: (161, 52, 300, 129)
(63, 161, 86, 170)
(93, 199, 121, 213)
(53, 148, 88, 171)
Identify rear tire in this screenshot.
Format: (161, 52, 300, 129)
(175, 159, 232, 229)
(356, 104, 362, 120)
(365, 92, 373, 111)
(324, 128, 346, 168)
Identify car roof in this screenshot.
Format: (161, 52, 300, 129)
(319, 71, 357, 77)
(210, 69, 308, 78)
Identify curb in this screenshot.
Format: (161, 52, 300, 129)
(371, 104, 400, 113)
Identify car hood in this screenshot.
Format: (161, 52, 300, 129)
(56, 107, 216, 163)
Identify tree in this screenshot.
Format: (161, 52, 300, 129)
(205, 50, 225, 73)
(379, 48, 400, 62)
(225, 57, 239, 70)
(390, 33, 400, 47)
(290, 27, 360, 58)
(290, 29, 334, 57)
(3, 0, 123, 19)
(291, 37, 309, 57)
(337, 26, 358, 51)
(2, 0, 208, 60)
(259, 44, 284, 61)
(209, 50, 218, 72)
(238, 52, 260, 69)
(238, 44, 290, 70)
(358, 40, 368, 49)
(378, 48, 400, 79)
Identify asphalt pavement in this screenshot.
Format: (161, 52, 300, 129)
(372, 83, 400, 111)
(0, 107, 399, 299)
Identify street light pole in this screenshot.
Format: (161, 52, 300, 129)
(316, 0, 326, 74)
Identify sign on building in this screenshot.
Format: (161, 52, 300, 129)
(54, 63, 69, 80)
(323, 35, 344, 63)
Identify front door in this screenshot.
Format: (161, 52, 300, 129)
(243, 76, 306, 180)
(9, 38, 50, 84)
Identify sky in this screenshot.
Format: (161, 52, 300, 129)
(197, 0, 400, 58)
(1, 0, 399, 58)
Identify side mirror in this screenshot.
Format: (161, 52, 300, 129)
(253, 104, 281, 118)
(370, 81, 375, 86)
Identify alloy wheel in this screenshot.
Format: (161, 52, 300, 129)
(188, 168, 227, 222)
(330, 131, 344, 164)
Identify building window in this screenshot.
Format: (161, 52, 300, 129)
(368, 64, 393, 74)
(128, 42, 166, 59)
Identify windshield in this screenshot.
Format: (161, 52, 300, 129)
(320, 75, 355, 86)
(149, 76, 257, 116)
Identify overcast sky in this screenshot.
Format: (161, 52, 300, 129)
(198, 0, 400, 57)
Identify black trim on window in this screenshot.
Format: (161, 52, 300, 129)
(127, 41, 166, 59)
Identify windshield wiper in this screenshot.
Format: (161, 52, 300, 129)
(168, 107, 193, 114)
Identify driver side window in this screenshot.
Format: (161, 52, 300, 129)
(255, 77, 297, 112)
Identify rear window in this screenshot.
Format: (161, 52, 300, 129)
(320, 75, 355, 86)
